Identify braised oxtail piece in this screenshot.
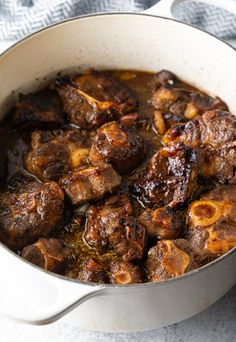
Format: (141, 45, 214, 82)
(107, 216, 146, 262)
(13, 90, 64, 127)
(139, 206, 185, 239)
(60, 163, 122, 205)
(163, 110, 236, 182)
(25, 129, 91, 181)
(77, 257, 107, 283)
(187, 185, 236, 258)
(146, 239, 197, 282)
(84, 193, 133, 249)
(109, 259, 143, 284)
(131, 143, 199, 208)
(0, 181, 64, 251)
(89, 121, 145, 174)
(21, 238, 72, 271)
(55, 69, 138, 129)
(85, 193, 145, 261)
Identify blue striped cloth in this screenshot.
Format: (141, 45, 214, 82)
(0, 0, 236, 43)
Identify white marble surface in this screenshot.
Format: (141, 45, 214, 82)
(0, 285, 235, 341)
(0, 37, 236, 342)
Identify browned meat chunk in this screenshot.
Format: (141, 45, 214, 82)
(152, 87, 226, 117)
(13, 90, 63, 127)
(89, 121, 145, 174)
(55, 69, 137, 129)
(0, 181, 64, 251)
(139, 206, 185, 239)
(146, 239, 197, 282)
(84, 193, 133, 248)
(163, 110, 236, 182)
(109, 259, 142, 284)
(84, 193, 145, 261)
(60, 164, 122, 205)
(25, 129, 90, 181)
(131, 143, 199, 208)
(77, 257, 106, 283)
(21, 238, 72, 271)
(154, 70, 177, 88)
(164, 110, 236, 148)
(108, 216, 145, 261)
(151, 70, 227, 133)
(188, 185, 236, 258)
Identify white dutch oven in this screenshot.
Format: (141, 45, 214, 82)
(0, 0, 236, 332)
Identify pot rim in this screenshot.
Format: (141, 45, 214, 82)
(1, 11, 235, 58)
(0, 11, 235, 289)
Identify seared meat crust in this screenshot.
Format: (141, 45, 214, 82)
(77, 257, 106, 283)
(60, 163, 122, 205)
(0, 181, 64, 251)
(84, 194, 145, 261)
(13, 90, 64, 127)
(139, 206, 185, 239)
(89, 121, 145, 174)
(55, 69, 138, 129)
(25, 129, 90, 181)
(131, 143, 199, 208)
(163, 110, 236, 182)
(21, 238, 72, 271)
(84, 193, 133, 248)
(108, 216, 146, 261)
(146, 239, 197, 282)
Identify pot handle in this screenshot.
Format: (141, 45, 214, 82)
(143, 0, 236, 18)
(0, 245, 107, 325)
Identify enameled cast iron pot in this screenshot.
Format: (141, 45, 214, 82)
(0, 0, 236, 332)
